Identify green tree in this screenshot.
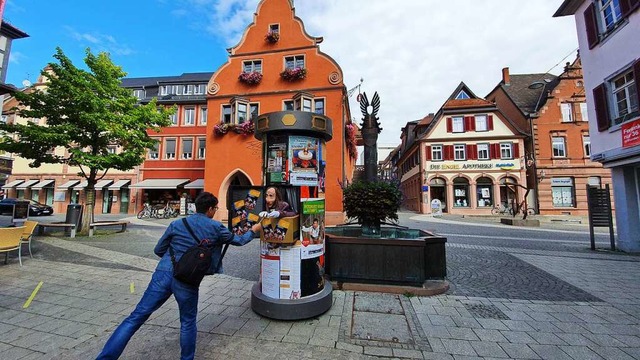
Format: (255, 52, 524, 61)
(0, 47, 174, 234)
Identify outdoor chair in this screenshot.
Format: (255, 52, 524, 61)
(21, 220, 38, 258)
(0, 226, 26, 266)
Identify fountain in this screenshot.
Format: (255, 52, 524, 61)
(324, 92, 448, 294)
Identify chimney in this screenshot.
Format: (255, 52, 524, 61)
(502, 67, 510, 85)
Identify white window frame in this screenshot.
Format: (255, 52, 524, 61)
(475, 115, 488, 132)
(199, 107, 207, 125)
(552, 137, 567, 158)
(500, 143, 513, 159)
(243, 60, 262, 73)
(452, 117, 464, 133)
(283, 100, 294, 111)
(454, 144, 466, 160)
(194, 84, 207, 95)
(148, 141, 159, 160)
(561, 103, 573, 122)
(249, 103, 259, 121)
(285, 55, 305, 70)
(169, 112, 178, 126)
(132, 89, 144, 99)
(580, 102, 589, 122)
(583, 135, 591, 157)
(183, 107, 195, 126)
(164, 139, 176, 160)
(235, 102, 248, 124)
(477, 143, 490, 160)
(431, 145, 443, 161)
(197, 138, 206, 159)
(181, 138, 193, 160)
(611, 69, 639, 123)
(598, 0, 623, 32)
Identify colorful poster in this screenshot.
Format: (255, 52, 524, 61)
(227, 187, 263, 236)
(288, 136, 319, 186)
(300, 198, 325, 257)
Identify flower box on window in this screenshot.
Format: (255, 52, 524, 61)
(214, 121, 255, 136)
(238, 71, 263, 85)
(345, 123, 358, 160)
(265, 31, 279, 43)
(280, 67, 307, 82)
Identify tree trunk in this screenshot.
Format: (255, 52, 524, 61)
(79, 187, 95, 235)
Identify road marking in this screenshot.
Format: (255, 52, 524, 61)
(23, 281, 43, 309)
(130, 282, 135, 293)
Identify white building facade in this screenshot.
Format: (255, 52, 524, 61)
(555, 0, 640, 251)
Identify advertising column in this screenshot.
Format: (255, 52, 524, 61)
(250, 111, 333, 320)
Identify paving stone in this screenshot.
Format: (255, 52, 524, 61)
(364, 346, 393, 357)
(441, 339, 477, 356)
(591, 346, 635, 360)
(559, 345, 604, 360)
(528, 344, 573, 360)
(353, 292, 404, 314)
(392, 348, 424, 358)
(526, 331, 566, 345)
(352, 311, 412, 343)
(473, 328, 509, 342)
(500, 330, 537, 344)
(469, 341, 508, 358)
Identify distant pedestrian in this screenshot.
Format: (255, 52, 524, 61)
(96, 192, 261, 360)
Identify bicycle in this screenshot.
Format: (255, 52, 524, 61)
(137, 203, 153, 219)
(491, 204, 514, 216)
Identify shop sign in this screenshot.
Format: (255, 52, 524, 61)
(430, 199, 442, 217)
(551, 177, 573, 186)
(429, 161, 518, 171)
(495, 162, 515, 170)
(622, 118, 640, 148)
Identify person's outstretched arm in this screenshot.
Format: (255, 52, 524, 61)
(218, 222, 262, 246)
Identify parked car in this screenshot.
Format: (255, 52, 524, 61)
(0, 198, 54, 216)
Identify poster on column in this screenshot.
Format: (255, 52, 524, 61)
(288, 136, 319, 186)
(279, 246, 301, 299)
(227, 186, 264, 236)
(266, 135, 288, 184)
(300, 198, 325, 257)
(260, 241, 281, 299)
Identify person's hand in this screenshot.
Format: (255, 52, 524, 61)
(259, 211, 268, 218)
(268, 210, 280, 218)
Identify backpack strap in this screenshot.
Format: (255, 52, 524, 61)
(171, 217, 229, 273)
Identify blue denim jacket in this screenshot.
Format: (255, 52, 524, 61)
(154, 213, 255, 274)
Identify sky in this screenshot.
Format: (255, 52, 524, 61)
(3, 0, 578, 146)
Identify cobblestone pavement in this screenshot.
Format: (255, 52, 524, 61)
(0, 215, 639, 359)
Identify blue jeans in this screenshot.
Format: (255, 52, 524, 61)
(96, 270, 199, 360)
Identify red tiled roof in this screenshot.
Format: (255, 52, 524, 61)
(443, 98, 493, 109)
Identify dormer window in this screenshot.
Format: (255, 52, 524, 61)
(270, 24, 279, 34)
(194, 84, 207, 95)
(132, 89, 145, 99)
(455, 90, 470, 100)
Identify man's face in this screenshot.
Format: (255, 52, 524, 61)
(265, 189, 276, 205)
(312, 220, 319, 229)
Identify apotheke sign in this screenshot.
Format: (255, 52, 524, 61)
(429, 161, 519, 171)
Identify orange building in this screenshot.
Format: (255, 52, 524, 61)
(487, 57, 612, 215)
(204, 0, 355, 224)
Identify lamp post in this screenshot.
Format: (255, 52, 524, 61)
(527, 79, 552, 213)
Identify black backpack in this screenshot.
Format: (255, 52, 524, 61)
(169, 218, 228, 287)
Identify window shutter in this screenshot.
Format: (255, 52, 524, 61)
(466, 144, 474, 160)
(445, 145, 454, 160)
(493, 144, 500, 159)
(513, 143, 520, 158)
(621, 0, 640, 18)
(584, 3, 600, 49)
(446, 117, 452, 133)
(425, 146, 431, 161)
(593, 83, 610, 131)
(487, 115, 494, 130)
(489, 143, 495, 159)
(466, 116, 476, 131)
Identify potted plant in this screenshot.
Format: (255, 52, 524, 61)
(232, 121, 255, 135)
(342, 180, 402, 236)
(214, 122, 234, 135)
(265, 31, 279, 43)
(238, 71, 263, 85)
(280, 67, 307, 81)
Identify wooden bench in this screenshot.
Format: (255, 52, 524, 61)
(36, 222, 77, 238)
(89, 221, 130, 237)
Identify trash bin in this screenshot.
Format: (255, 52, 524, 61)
(65, 204, 83, 236)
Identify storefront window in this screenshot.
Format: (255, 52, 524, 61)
(453, 177, 470, 207)
(551, 177, 574, 207)
(476, 177, 493, 207)
(430, 177, 447, 211)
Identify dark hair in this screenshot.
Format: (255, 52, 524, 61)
(195, 192, 218, 213)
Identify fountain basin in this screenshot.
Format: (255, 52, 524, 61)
(325, 226, 447, 287)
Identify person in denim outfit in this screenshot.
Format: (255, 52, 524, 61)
(97, 192, 261, 360)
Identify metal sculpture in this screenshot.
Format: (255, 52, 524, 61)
(359, 92, 382, 182)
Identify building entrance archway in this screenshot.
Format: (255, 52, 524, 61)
(429, 177, 447, 213)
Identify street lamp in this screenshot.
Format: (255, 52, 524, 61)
(528, 79, 553, 117)
(527, 78, 553, 213)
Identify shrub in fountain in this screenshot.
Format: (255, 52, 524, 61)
(342, 180, 402, 237)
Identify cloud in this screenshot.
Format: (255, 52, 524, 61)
(9, 51, 26, 65)
(172, 0, 578, 145)
(64, 26, 135, 56)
